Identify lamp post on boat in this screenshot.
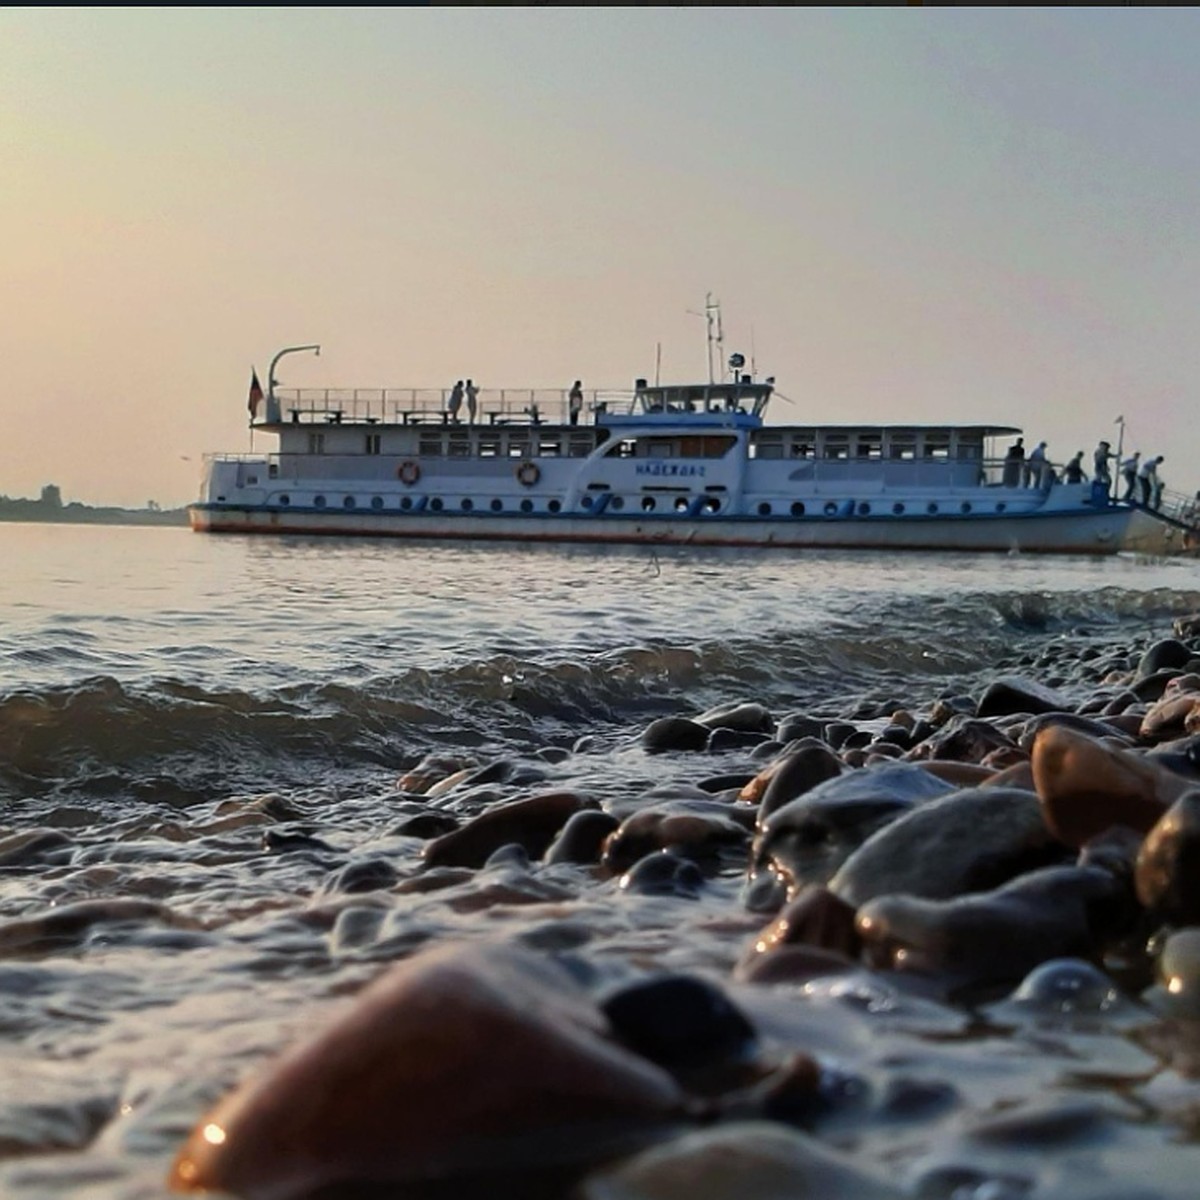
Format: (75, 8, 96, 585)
(266, 344, 321, 423)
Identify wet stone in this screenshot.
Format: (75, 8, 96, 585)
(829, 786, 1061, 911)
(693, 701, 774, 734)
(321, 857, 399, 895)
(423, 791, 597, 868)
(1137, 638, 1194, 679)
(544, 809, 621, 866)
(641, 717, 711, 753)
(619, 852, 704, 898)
(977, 676, 1073, 718)
(1135, 790, 1200, 925)
(600, 975, 757, 1074)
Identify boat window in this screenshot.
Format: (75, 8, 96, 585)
(279, 494, 290, 506)
(642, 496, 656, 511)
(430, 498, 444, 511)
(923, 436, 951, 459)
(365, 434, 382, 455)
(537, 438, 561, 457)
(448, 439, 472, 458)
(822, 437, 850, 460)
(855, 437, 882, 460)
(268, 463, 279, 478)
(308, 433, 325, 455)
(758, 502, 772, 516)
(889, 439, 916, 460)
(751, 434, 783, 460)
(371, 496, 383, 510)
(568, 437, 592, 457)
(419, 437, 443, 457)
(461, 498, 473, 511)
(490, 499, 503, 512)
(648, 441, 673, 459)
(605, 440, 637, 459)
(790, 440, 814, 458)
(246, 475, 258, 485)
(520, 499, 533, 513)
(507, 440, 530, 459)
(478, 439, 500, 459)
(791, 501, 805, 516)
(314, 495, 327, 508)
(548, 499, 561, 513)
(610, 496, 625, 511)
(343, 496, 356, 509)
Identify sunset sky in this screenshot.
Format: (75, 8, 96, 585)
(3, 8, 1199, 508)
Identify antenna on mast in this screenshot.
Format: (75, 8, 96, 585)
(686, 292, 722, 384)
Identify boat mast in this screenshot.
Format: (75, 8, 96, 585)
(687, 293, 723, 384)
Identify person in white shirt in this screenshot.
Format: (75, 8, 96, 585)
(1138, 454, 1164, 506)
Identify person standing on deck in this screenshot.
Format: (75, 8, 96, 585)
(1121, 451, 1141, 501)
(465, 379, 479, 424)
(447, 380, 464, 424)
(1064, 451, 1085, 483)
(568, 380, 584, 426)
(1026, 441, 1048, 488)
(1003, 437, 1025, 487)
(1093, 440, 1114, 490)
(1139, 455, 1164, 507)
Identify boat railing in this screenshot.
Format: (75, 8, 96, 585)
(267, 387, 641, 427)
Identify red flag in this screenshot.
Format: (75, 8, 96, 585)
(247, 368, 264, 419)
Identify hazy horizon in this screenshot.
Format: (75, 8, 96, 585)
(4, 8, 1199, 509)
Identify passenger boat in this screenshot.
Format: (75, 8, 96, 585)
(190, 345, 1196, 555)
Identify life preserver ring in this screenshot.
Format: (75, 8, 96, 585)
(516, 461, 540, 487)
(397, 460, 421, 486)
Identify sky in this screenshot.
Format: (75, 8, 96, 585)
(3, 7, 1199, 508)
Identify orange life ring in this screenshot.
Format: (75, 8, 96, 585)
(397, 460, 421, 486)
(516, 461, 540, 487)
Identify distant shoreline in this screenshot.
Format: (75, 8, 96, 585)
(0, 500, 189, 527)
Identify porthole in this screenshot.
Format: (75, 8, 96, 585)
(520, 499, 534, 513)
(279, 494, 291, 506)
(960, 502, 972, 514)
(581, 495, 593, 510)
(343, 496, 356, 509)
(430, 498, 444, 512)
(370, 496, 383, 510)
(892, 502, 904, 515)
(490, 499, 503, 512)
(642, 496, 656, 512)
(548, 499, 561, 513)
(314, 495, 327, 508)
(996, 501, 1007, 513)
(857, 502, 871, 516)
(758, 502, 772, 516)
(824, 501, 838, 516)
(927, 502, 939, 515)
(400, 497, 413, 512)
(703, 497, 720, 513)
(610, 496, 625, 511)
(461, 498, 474, 512)
(674, 497, 690, 513)
(790, 501, 805, 517)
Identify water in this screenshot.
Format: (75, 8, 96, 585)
(2, 522, 1200, 1197)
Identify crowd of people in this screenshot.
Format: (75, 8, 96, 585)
(1004, 437, 1167, 509)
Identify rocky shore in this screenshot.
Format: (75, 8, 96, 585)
(150, 612, 1200, 1197)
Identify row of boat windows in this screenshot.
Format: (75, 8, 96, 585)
(261, 494, 1012, 517)
(291, 432, 982, 461)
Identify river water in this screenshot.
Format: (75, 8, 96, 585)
(2, 522, 1200, 1198)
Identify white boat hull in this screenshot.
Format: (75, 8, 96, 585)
(189, 503, 1139, 555)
